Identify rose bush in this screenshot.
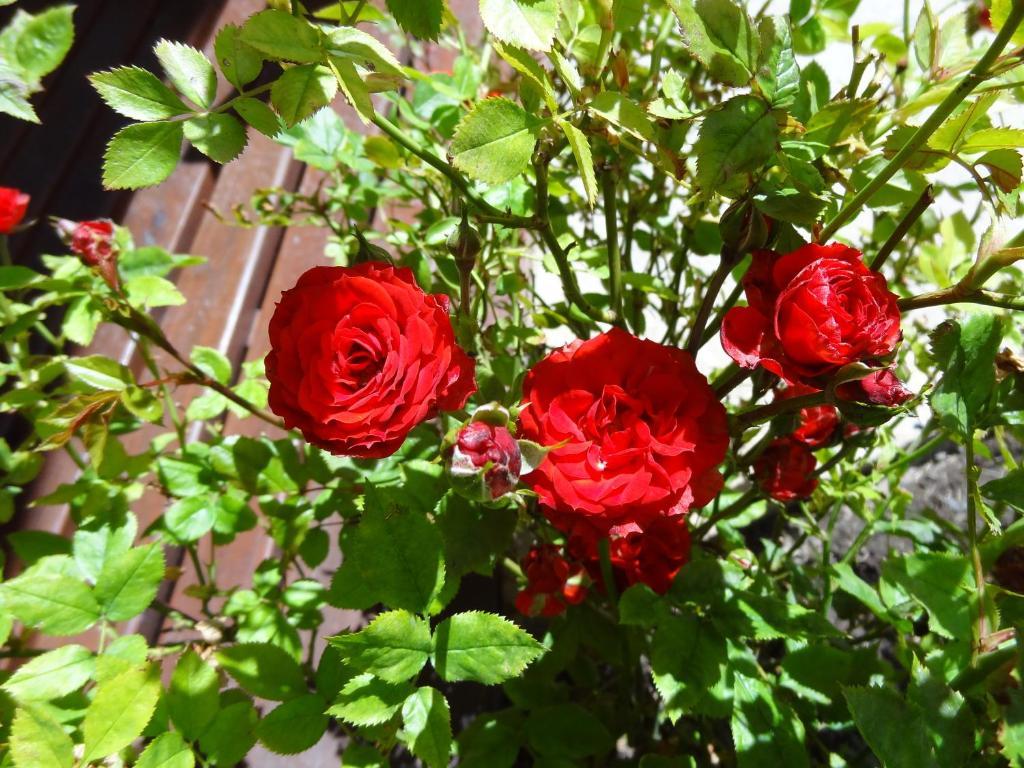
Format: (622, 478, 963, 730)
(1, 0, 1024, 766)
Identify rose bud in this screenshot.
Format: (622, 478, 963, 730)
(446, 420, 522, 501)
(753, 438, 818, 502)
(446, 215, 482, 274)
(721, 243, 904, 392)
(514, 545, 588, 617)
(0, 187, 30, 234)
(55, 218, 120, 291)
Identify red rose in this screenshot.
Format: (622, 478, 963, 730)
(0, 187, 29, 234)
(753, 438, 818, 501)
(515, 545, 588, 617)
(447, 421, 522, 500)
(776, 383, 839, 448)
(568, 514, 692, 595)
(519, 328, 729, 536)
(721, 243, 903, 392)
(266, 262, 476, 457)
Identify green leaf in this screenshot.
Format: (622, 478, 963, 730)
(450, 98, 542, 184)
(127, 275, 187, 310)
(0, 265, 43, 289)
(9, 705, 74, 768)
(0, 80, 38, 122)
(198, 699, 259, 766)
(11, 4, 74, 81)
(271, 64, 338, 127)
(588, 91, 655, 142)
(234, 96, 281, 137)
(731, 673, 809, 768)
(803, 98, 875, 147)
(401, 687, 451, 768)
(959, 128, 1024, 153)
(216, 642, 307, 701)
(328, 610, 431, 682)
(882, 553, 974, 639)
(136, 732, 195, 768)
(525, 703, 613, 759)
(165, 496, 217, 542)
(1002, 689, 1024, 763)
(93, 544, 165, 621)
(89, 66, 189, 121)
(667, 0, 758, 86)
(494, 41, 557, 111)
(103, 120, 183, 190)
(81, 664, 161, 764)
(191, 345, 233, 385)
(324, 26, 404, 76)
(240, 9, 323, 63)
(257, 694, 329, 755)
(650, 612, 727, 713)
(756, 16, 799, 108)
(329, 487, 445, 614)
(431, 611, 544, 684)
(479, 0, 560, 51)
(844, 686, 939, 768)
(327, 673, 414, 726)
(330, 56, 373, 123)
(694, 95, 776, 197)
(0, 572, 100, 636)
(384, 0, 443, 39)
(214, 23, 262, 89)
(167, 649, 220, 741)
(154, 39, 216, 110)
(2, 644, 94, 702)
(930, 314, 1003, 435)
(982, 468, 1024, 512)
(65, 355, 133, 391)
(183, 113, 247, 163)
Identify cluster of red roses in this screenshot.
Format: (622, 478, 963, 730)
(264, 241, 908, 612)
(722, 243, 911, 504)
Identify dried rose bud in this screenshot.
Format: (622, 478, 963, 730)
(56, 218, 120, 291)
(446, 420, 522, 501)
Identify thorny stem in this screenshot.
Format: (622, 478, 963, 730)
(601, 165, 624, 326)
(818, 2, 1024, 241)
(733, 391, 828, 434)
(965, 434, 987, 662)
(898, 288, 1024, 312)
(869, 185, 934, 271)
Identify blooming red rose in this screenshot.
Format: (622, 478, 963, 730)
(0, 187, 29, 234)
(266, 262, 476, 457)
(754, 438, 818, 502)
(515, 545, 588, 617)
(721, 243, 904, 399)
(519, 328, 729, 536)
(446, 420, 522, 500)
(776, 383, 839, 448)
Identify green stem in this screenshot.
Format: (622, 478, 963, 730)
(687, 248, 738, 354)
(818, 3, 1024, 242)
(733, 391, 828, 433)
(597, 537, 619, 610)
(601, 167, 624, 326)
(695, 488, 759, 538)
(899, 288, 1024, 312)
(869, 184, 934, 271)
(965, 433, 987, 662)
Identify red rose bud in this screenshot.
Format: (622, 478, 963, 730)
(722, 243, 902, 388)
(0, 187, 29, 234)
(754, 438, 818, 502)
(266, 263, 476, 457)
(837, 369, 913, 407)
(608, 514, 692, 594)
(447, 420, 522, 501)
(775, 383, 839, 448)
(55, 219, 120, 290)
(514, 545, 588, 617)
(519, 328, 728, 537)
